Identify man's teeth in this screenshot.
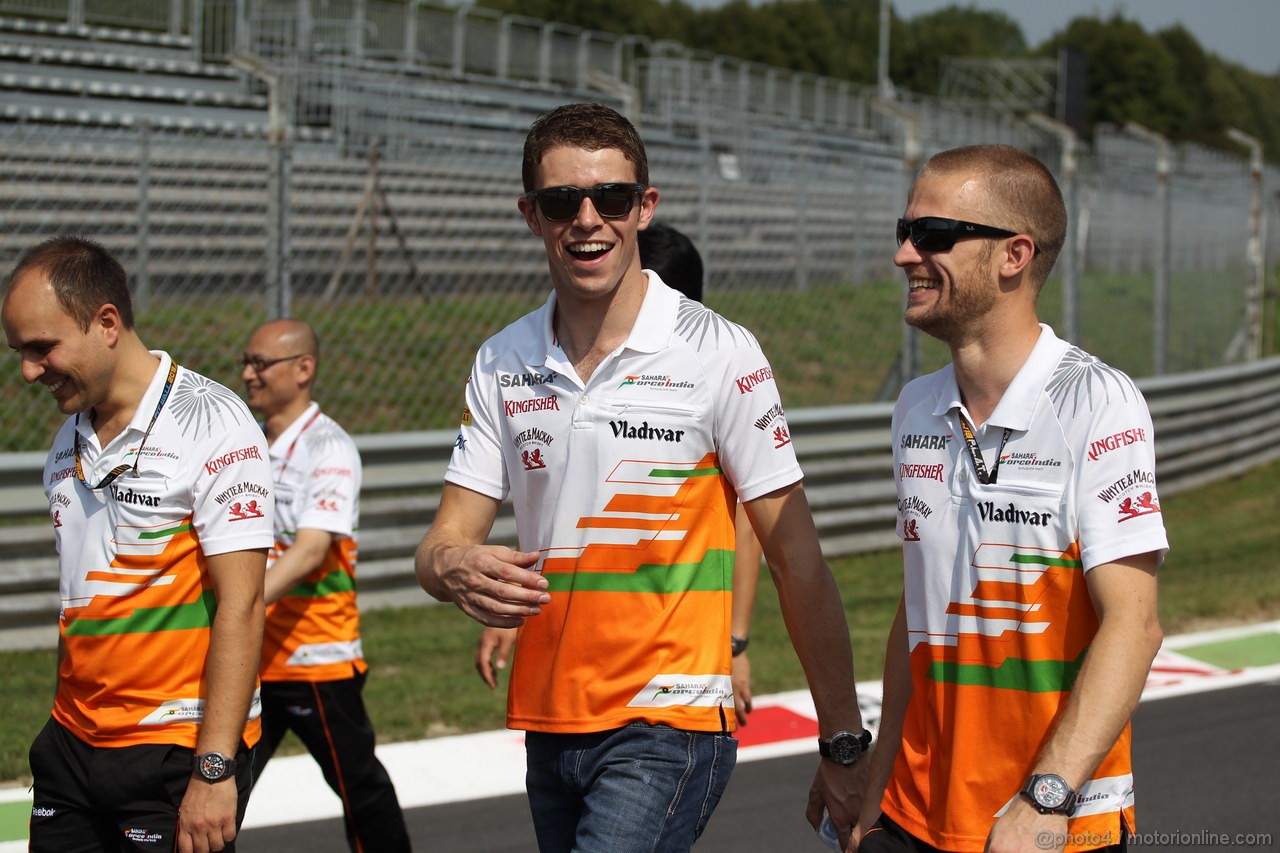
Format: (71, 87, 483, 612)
(49, 378, 66, 393)
(909, 280, 939, 291)
(570, 242, 609, 254)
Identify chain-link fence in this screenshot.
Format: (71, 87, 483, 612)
(1, 0, 1276, 452)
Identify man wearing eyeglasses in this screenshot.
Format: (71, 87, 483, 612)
(239, 319, 410, 852)
(416, 102, 871, 852)
(1, 236, 273, 853)
(854, 146, 1168, 853)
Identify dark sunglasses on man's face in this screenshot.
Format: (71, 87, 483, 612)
(527, 183, 646, 222)
(897, 216, 1037, 254)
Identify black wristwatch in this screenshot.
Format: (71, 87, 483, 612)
(193, 751, 237, 783)
(730, 635, 749, 656)
(817, 729, 873, 766)
(1020, 773, 1078, 816)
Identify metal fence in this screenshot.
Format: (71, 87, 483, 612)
(0, 0, 1277, 454)
(4, 355, 1279, 650)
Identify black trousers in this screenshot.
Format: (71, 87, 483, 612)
(860, 813, 1128, 853)
(251, 669, 411, 852)
(28, 717, 254, 853)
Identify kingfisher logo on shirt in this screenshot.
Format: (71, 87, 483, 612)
(899, 463, 944, 482)
(734, 367, 774, 394)
(610, 420, 686, 442)
(1087, 427, 1147, 461)
(505, 396, 561, 417)
(204, 445, 263, 475)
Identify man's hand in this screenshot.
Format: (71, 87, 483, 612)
(177, 778, 238, 853)
(435, 543, 548, 628)
(731, 651, 753, 726)
(985, 797, 1069, 853)
(806, 759, 869, 852)
(476, 626, 518, 688)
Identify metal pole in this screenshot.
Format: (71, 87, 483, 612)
(877, 0, 894, 100)
(1124, 121, 1171, 374)
(1028, 113, 1082, 345)
(137, 121, 152, 314)
(1227, 128, 1265, 362)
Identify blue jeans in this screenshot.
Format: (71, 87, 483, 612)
(525, 722, 738, 853)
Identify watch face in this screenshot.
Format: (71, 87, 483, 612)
(1033, 775, 1070, 809)
(199, 753, 228, 780)
(829, 733, 861, 764)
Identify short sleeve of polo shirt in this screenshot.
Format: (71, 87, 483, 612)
(189, 386, 274, 557)
(705, 340, 802, 503)
(1068, 370, 1169, 571)
(292, 423, 360, 538)
(444, 357, 509, 501)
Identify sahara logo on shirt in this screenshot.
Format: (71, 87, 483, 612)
(900, 433, 952, 450)
(499, 372, 558, 387)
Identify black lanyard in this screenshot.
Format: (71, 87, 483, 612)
(73, 360, 178, 491)
(956, 411, 1011, 485)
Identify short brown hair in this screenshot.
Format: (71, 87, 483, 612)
(5, 235, 135, 331)
(918, 145, 1066, 290)
(522, 103, 649, 192)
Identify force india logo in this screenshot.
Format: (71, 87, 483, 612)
(618, 374, 695, 390)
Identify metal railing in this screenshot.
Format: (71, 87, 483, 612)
(3, 356, 1278, 649)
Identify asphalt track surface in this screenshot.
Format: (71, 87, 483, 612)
(239, 679, 1279, 853)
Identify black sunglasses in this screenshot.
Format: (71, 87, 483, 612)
(527, 183, 646, 222)
(240, 353, 305, 373)
(897, 216, 1037, 254)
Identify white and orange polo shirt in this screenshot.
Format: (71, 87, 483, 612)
(884, 325, 1169, 851)
(259, 402, 366, 683)
(44, 351, 273, 749)
(446, 273, 802, 734)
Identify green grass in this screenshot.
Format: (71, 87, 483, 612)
(1, 459, 1276, 785)
(3, 267, 1271, 454)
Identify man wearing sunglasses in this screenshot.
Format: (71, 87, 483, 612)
(239, 319, 411, 851)
(2, 236, 273, 853)
(856, 146, 1168, 853)
(416, 103, 870, 852)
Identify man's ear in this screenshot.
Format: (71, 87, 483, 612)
(999, 234, 1037, 279)
(518, 195, 543, 238)
(96, 303, 123, 347)
(637, 187, 660, 230)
